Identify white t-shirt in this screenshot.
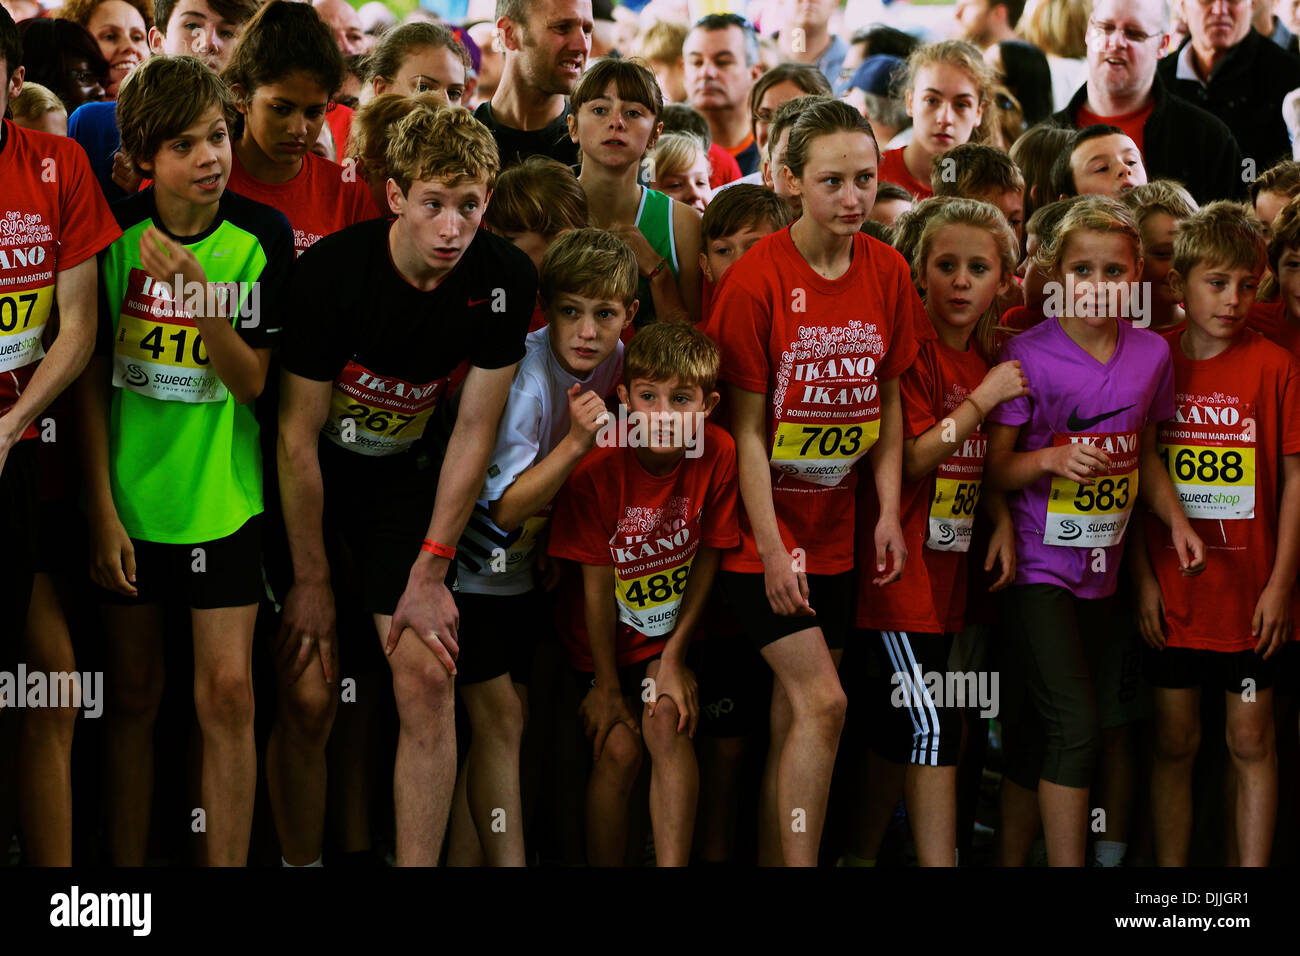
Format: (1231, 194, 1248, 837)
(455, 326, 623, 595)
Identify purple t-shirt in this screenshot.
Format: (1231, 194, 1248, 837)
(988, 317, 1174, 598)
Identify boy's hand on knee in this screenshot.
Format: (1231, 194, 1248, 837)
(648, 659, 699, 738)
(581, 684, 639, 759)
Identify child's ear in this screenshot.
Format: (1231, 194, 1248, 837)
(566, 112, 578, 144)
(623, 299, 639, 328)
(616, 383, 630, 408)
(229, 83, 249, 115)
(698, 250, 713, 283)
(702, 389, 720, 416)
(1167, 267, 1184, 299)
(904, 87, 914, 119)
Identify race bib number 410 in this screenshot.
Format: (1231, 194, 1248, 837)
(112, 270, 226, 403)
(1044, 431, 1139, 548)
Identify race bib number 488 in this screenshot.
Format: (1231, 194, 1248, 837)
(615, 561, 693, 638)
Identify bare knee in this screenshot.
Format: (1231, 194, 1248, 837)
(111, 659, 164, 722)
(195, 669, 255, 735)
(596, 723, 643, 783)
(1156, 717, 1200, 764)
(280, 676, 337, 746)
(470, 686, 524, 750)
(642, 697, 685, 757)
(1227, 719, 1273, 764)
(393, 656, 453, 723)
(796, 679, 847, 737)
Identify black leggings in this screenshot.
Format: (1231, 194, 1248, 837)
(1000, 583, 1113, 790)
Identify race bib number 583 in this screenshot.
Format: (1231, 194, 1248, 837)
(1044, 431, 1139, 548)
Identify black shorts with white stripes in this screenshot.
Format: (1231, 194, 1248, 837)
(866, 629, 962, 767)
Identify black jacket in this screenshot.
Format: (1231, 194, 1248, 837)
(1050, 72, 1245, 203)
(1156, 28, 1300, 173)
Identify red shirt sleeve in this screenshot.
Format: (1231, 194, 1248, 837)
(1280, 353, 1300, 456)
(900, 341, 941, 440)
(56, 138, 121, 270)
(714, 274, 772, 394)
(547, 455, 615, 566)
(701, 429, 741, 549)
(876, 246, 922, 382)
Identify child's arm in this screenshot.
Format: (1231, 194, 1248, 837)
(903, 361, 1027, 481)
(610, 224, 690, 324)
(1, 257, 97, 460)
(671, 201, 705, 325)
(386, 362, 517, 665)
(651, 545, 720, 738)
(869, 377, 907, 585)
(140, 227, 270, 404)
(730, 384, 812, 615)
(78, 354, 136, 597)
(1126, 515, 1167, 649)
(1254, 453, 1300, 658)
(276, 371, 339, 683)
(981, 489, 1016, 591)
(1137, 422, 1205, 574)
(579, 562, 640, 759)
(488, 384, 608, 532)
(984, 422, 1112, 492)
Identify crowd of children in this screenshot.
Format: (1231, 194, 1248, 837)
(5, 0, 1300, 870)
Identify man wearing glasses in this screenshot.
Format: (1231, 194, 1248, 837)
(1157, 0, 1300, 171)
(1050, 0, 1245, 203)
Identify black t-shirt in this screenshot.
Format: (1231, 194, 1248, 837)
(281, 218, 535, 461)
(474, 100, 580, 171)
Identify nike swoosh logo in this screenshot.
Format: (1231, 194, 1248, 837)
(212, 248, 232, 258)
(1067, 403, 1136, 431)
(467, 297, 490, 307)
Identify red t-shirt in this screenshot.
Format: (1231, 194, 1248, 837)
(1001, 304, 1045, 332)
(710, 226, 926, 575)
(1248, 299, 1300, 359)
(1146, 328, 1300, 651)
(708, 142, 742, 190)
(857, 337, 988, 634)
(878, 147, 933, 201)
(0, 120, 121, 439)
(548, 422, 741, 670)
(324, 102, 354, 168)
(227, 151, 375, 256)
(1076, 100, 1154, 157)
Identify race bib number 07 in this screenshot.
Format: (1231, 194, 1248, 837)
(0, 285, 52, 374)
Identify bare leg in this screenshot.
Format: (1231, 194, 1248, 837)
(104, 604, 166, 866)
(760, 630, 847, 867)
(18, 574, 78, 865)
(191, 604, 258, 866)
(377, 614, 456, 866)
(1150, 687, 1199, 866)
(1225, 689, 1276, 867)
